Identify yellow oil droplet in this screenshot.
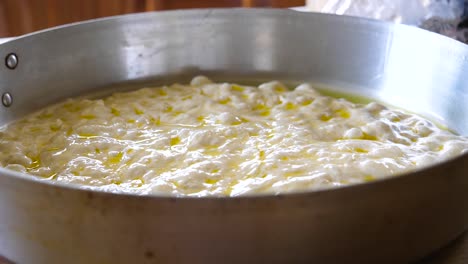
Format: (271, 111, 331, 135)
(253, 104, 266, 111)
(157, 89, 167, 96)
(95, 148, 101, 154)
(284, 171, 304, 177)
(280, 156, 289, 161)
(318, 89, 372, 104)
(335, 109, 350, 119)
(149, 116, 161, 125)
(47, 147, 61, 151)
(391, 117, 401, 122)
(197, 116, 204, 122)
(80, 114, 96, 120)
(66, 127, 73, 136)
(137, 176, 145, 183)
(254, 104, 271, 116)
(284, 102, 296, 110)
(111, 107, 120, 116)
(132, 177, 145, 187)
(274, 85, 286, 93)
(320, 115, 332, 122)
(164, 106, 173, 113)
(171, 180, 181, 188)
(64, 103, 81, 112)
(127, 119, 136, 123)
(300, 99, 314, 106)
(231, 117, 248, 125)
(205, 178, 218, 185)
(112, 180, 122, 185)
(223, 181, 237, 195)
(134, 108, 144, 115)
(170, 137, 181, 146)
(231, 85, 245, 92)
(50, 124, 61, 131)
(218, 98, 231, 104)
(361, 132, 377, 141)
(77, 132, 98, 139)
(249, 131, 259, 137)
(108, 152, 124, 164)
(437, 145, 444, 151)
(212, 168, 220, 173)
(363, 175, 375, 182)
(354, 148, 368, 153)
(259, 150, 265, 160)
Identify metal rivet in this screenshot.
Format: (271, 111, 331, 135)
(5, 53, 18, 69)
(2, 92, 12, 107)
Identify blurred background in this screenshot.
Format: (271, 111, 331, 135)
(0, 0, 306, 37)
(0, 0, 465, 42)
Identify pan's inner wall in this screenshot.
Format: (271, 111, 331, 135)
(0, 9, 467, 135)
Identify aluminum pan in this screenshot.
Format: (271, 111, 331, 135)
(0, 8, 467, 264)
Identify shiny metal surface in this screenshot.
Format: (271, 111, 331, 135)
(4, 53, 18, 70)
(1, 93, 12, 107)
(0, 9, 467, 264)
(0, 38, 14, 45)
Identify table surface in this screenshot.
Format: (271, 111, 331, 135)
(1, 35, 467, 264)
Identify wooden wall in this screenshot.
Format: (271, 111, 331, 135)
(0, 0, 305, 37)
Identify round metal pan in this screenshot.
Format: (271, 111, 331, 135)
(0, 8, 467, 264)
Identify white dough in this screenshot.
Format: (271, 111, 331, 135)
(0, 77, 466, 196)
